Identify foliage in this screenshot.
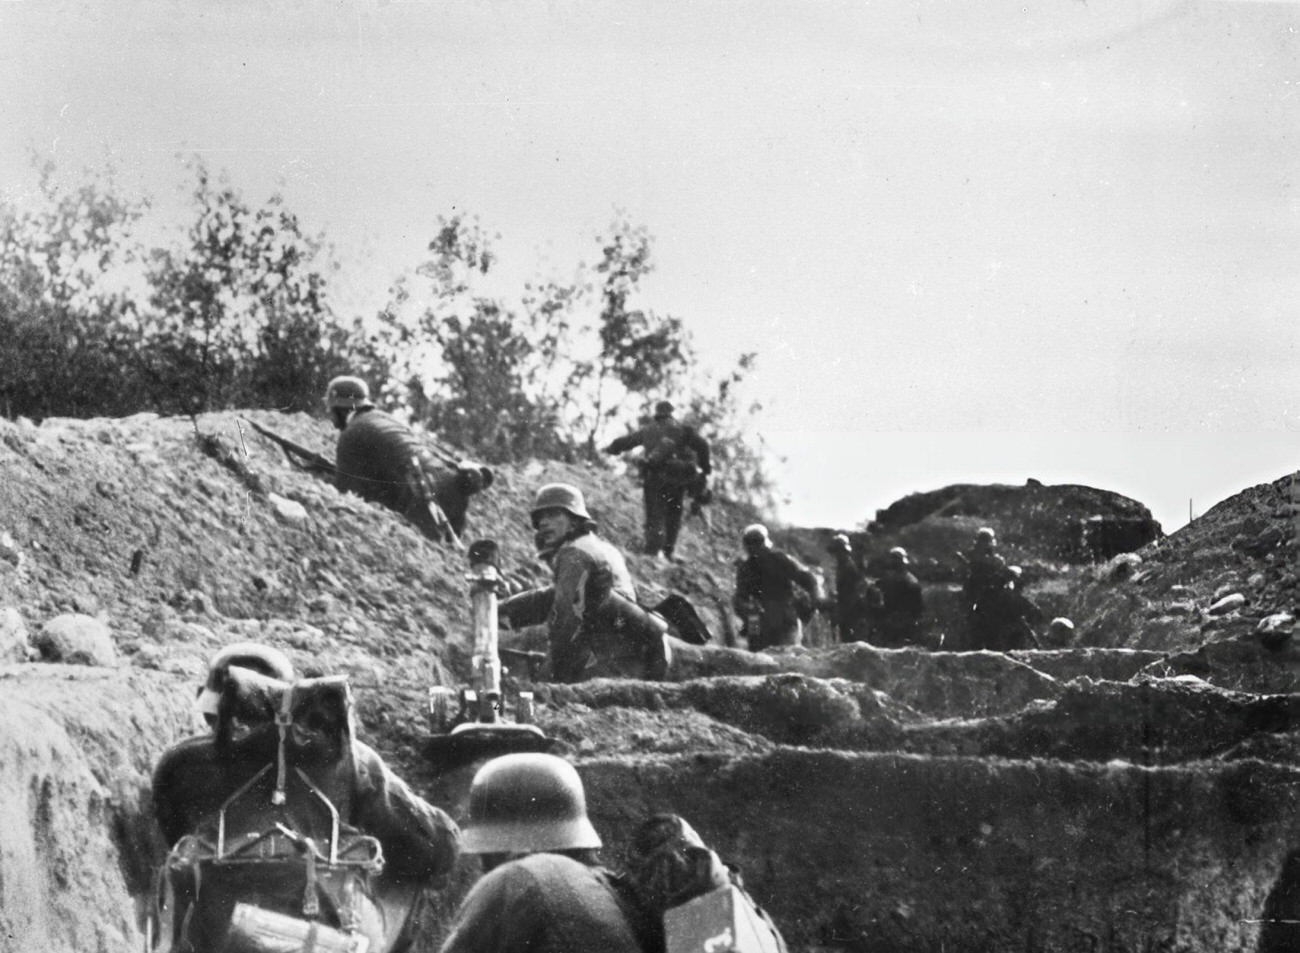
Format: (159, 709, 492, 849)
(138, 161, 362, 415)
(0, 158, 373, 420)
(1, 158, 778, 514)
(0, 160, 151, 418)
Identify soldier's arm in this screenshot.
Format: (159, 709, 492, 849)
(351, 741, 461, 882)
(604, 427, 647, 455)
(686, 428, 712, 474)
(547, 547, 589, 647)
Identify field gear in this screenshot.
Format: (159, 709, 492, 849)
(461, 753, 601, 855)
(324, 376, 372, 412)
(427, 539, 551, 767)
(152, 668, 458, 953)
(196, 642, 295, 723)
(531, 483, 593, 526)
(626, 814, 788, 953)
(243, 416, 338, 477)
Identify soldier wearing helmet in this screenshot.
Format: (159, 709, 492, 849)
(194, 641, 296, 728)
(603, 400, 712, 562)
(824, 534, 876, 644)
(440, 753, 655, 953)
(874, 547, 926, 649)
(152, 642, 460, 885)
(501, 484, 668, 682)
(732, 524, 822, 651)
(957, 527, 1014, 650)
(325, 374, 492, 544)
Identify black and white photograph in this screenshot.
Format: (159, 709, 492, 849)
(1, 1, 1298, 951)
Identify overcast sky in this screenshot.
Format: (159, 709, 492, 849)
(2, 0, 1297, 533)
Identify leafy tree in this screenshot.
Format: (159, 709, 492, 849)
(0, 160, 151, 419)
(579, 216, 692, 450)
(139, 161, 361, 414)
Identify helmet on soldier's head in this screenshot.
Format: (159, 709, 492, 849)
(741, 524, 769, 547)
(196, 641, 295, 723)
(976, 527, 996, 543)
(889, 546, 909, 565)
(324, 376, 371, 412)
(653, 400, 674, 419)
(530, 483, 592, 528)
(827, 534, 851, 554)
(461, 753, 602, 855)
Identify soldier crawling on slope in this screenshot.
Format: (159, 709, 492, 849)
(325, 375, 493, 545)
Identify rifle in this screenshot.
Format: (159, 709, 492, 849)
(240, 417, 337, 477)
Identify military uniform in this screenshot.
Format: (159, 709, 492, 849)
(605, 414, 711, 559)
(874, 564, 924, 648)
(542, 531, 653, 682)
(152, 732, 460, 882)
(830, 551, 876, 643)
(335, 407, 480, 541)
(733, 548, 819, 651)
(439, 853, 652, 953)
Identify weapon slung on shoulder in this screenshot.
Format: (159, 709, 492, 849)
(241, 418, 337, 477)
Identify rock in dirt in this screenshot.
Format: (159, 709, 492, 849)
(34, 613, 118, 666)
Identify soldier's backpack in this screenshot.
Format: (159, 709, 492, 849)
(645, 432, 703, 488)
(625, 814, 788, 953)
(152, 671, 393, 953)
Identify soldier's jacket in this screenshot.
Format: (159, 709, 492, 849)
(606, 418, 712, 477)
(547, 531, 639, 681)
(151, 672, 460, 882)
(335, 407, 489, 537)
(439, 853, 654, 953)
(733, 549, 818, 613)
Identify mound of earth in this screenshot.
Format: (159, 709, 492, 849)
(1, 410, 1299, 953)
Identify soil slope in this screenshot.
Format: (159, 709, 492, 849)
(1, 411, 1298, 953)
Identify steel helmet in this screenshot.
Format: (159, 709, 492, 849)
(827, 533, 851, 554)
(530, 483, 592, 527)
(888, 546, 909, 564)
(653, 400, 675, 419)
(741, 523, 769, 546)
(461, 753, 602, 854)
(324, 375, 371, 412)
(196, 641, 295, 721)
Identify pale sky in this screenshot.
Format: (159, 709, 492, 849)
(2, 0, 1297, 534)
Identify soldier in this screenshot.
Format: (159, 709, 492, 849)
(151, 644, 461, 953)
(958, 527, 1013, 650)
(825, 534, 876, 643)
(874, 547, 925, 648)
(604, 400, 712, 562)
(732, 524, 822, 651)
(979, 566, 1045, 652)
(439, 753, 656, 953)
(325, 375, 492, 544)
(193, 641, 296, 729)
(500, 483, 670, 682)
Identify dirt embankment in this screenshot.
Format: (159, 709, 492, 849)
(1, 411, 1299, 953)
